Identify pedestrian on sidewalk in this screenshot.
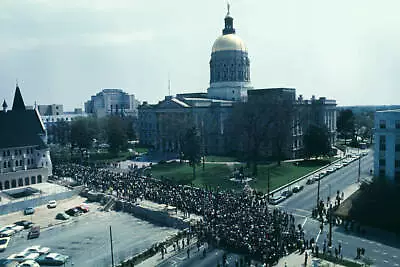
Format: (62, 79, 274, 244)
(304, 251, 308, 266)
(182, 239, 185, 249)
(161, 245, 165, 259)
(187, 248, 190, 258)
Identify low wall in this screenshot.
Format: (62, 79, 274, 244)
(0, 186, 84, 215)
(114, 200, 189, 230)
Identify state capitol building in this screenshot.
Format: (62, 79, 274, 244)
(138, 7, 337, 159)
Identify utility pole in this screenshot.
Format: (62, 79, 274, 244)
(358, 153, 361, 183)
(328, 202, 333, 247)
(110, 226, 115, 267)
(316, 179, 320, 209)
(267, 168, 270, 202)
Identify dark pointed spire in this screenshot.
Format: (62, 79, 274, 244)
(2, 99, 7, 112)
(12, 84, 26, 111)
(223, 2, 235, 35)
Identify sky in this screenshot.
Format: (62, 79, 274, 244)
(0, 0, 399, 110)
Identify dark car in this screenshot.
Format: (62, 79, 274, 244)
(281, 190, 293, 198)
(27, 225, 40, 239)
(75, 205, 89, 213)
(23, 208, 35, 216)
(14, 220, 33, 229)
(292, 185, 304, 193)
(65, 208, 82, 217)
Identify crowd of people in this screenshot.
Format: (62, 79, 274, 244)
(53, 163, 303, 265)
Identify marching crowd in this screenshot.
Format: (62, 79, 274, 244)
(53, 163, 302, 265)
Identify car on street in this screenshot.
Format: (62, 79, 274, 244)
(65, 208, 82, 217)
(0, 237, 11, 252)
(7, 252, 39, 263)
(306, 177, 315, 184)
(23, 245, 51, 255)
(23, 208, 35, 216)
(76, 204, 89, 213)
(55, 213, 70, 220)
(17, 260, 40, 267)
(0, 259, 18, 267)
(281, 190, 293, 198)
(27, 225, 40, 240)
(35, 253, 69, 266)
(292, 185, 304, 193)
(326, 167, 335, 174)
(269, 195, 286, 205)
(14, 221, 33, 229)
(334, 163, 343, 169)
(47, 200, 57, 209)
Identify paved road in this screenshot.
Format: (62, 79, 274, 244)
(278, 152, 374, 216)
(2, 210, 178, 267)
(279, 150, 400, 267)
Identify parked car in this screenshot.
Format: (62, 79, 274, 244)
(0, 259, 19, 267)
(75, 204, 89, 213)
(23, 208, 35, 216)
(55, 213, 70, 221)
(17, 260, 40, 267)
(269, 195, 286, 205)
(65, 208, 81, 217)
(14, 221, 33, 229)
(292, 185, 304, 193)
(326, 167, 335, 174)
(27, 225, 40, 240)
(7, 252, 39, 263)
(281, 190, 293, 198)
(35, 253, 69, 266)
(0, 237, 11, 252)
(23, 245, 51, 255)
(0, 229, 15, 237)
(306, 177, 316, 185)
(47, 200, 57, 209)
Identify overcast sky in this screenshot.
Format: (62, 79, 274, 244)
(0, 0, 399, 110)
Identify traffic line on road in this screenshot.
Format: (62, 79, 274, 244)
(302, 217, 308, 228)
(316, 229, 322, 242)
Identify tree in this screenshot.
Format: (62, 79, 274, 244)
(303, 124, 331, 158)
(106, 116, 128, 155)
(337, 109, 355, 144)
(70, 118, 94, 159)
(181, 127, 201, 180)
(227, 94, 295, 175)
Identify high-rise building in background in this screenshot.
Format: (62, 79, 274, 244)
(0, 85, 52, 190)
(374, 110, 400, 182)
(84, 89, 139, 118)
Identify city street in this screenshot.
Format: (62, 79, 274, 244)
(1, 210, 178, 267)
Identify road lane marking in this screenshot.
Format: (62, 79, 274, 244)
(302, 217, 308, 228)
(316, 229, 321, 242)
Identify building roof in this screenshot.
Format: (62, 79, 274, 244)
(0, 86, 46, 149)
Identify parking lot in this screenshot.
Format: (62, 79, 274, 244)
(0, 197, 179, 266)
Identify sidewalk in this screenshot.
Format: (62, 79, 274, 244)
(278, 249, 346, 267)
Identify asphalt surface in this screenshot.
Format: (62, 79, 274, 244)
(278, 152, 374, 216)
(1, 210, 178, 267)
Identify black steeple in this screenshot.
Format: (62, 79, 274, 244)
(222, 3, 235, 35)
(12, 84, 26, 111)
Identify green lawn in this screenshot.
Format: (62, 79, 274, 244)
(204, 155, 238, 162)
(151, 159, 333, 193)
(249, 159, 332, 193)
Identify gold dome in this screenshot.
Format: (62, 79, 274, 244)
(212, 34, 247, 53)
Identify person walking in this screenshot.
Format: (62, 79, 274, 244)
(304, 251, 308, 266)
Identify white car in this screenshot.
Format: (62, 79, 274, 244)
(269, 195, 286, 205)
(0, 237, 10, 252)
(326, 167, 335, 173)
(24, 245, 51, 255)
(0, 229, 15, 237)
(8, 252, 40, 262)
(12, 225, 24, 232)
(18, 260, 40, 267)
(47, 200, 57, 209)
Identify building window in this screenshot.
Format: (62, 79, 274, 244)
(2, 151, 5, 157)
(14, 150, 17, 156)
(37, 175, 42, 183)
(4, 181, 10, 189)
(7, 161, 10, 168)
(396, 120, 400, 129)
(379, 136, 386, 151)
(25, 177, 30, 185)
(11, 179, 16, 188)
(18, 178, 23, 187)
(7, 150, 10, 156)
(15, 160, 18, 167)
(379, 159, 386, 166)
(379, 120, 386, 129)
(3, 162, 6, 168)
(31, 176, 36, 184)
(396, 144, 400, 152)
(19, 160, 22, 166)
(396, 160, 400, 168)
